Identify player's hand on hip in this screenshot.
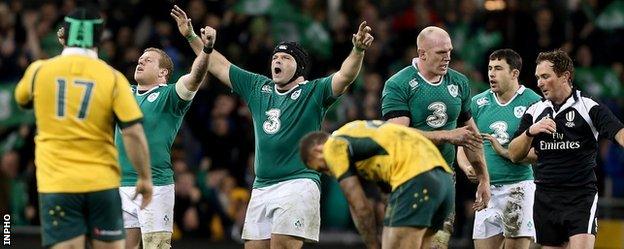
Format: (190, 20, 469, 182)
(133, 178, 153, 210)
(473, 181, 490, 211)
(200, 26, 216, 48)
(170, 5, 194, 37)
(352, 21, 374, 51)
(449, 126, 483, 151)
(529, 117, 556, 136)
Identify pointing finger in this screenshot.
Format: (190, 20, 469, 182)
(358, 21, 367, 32)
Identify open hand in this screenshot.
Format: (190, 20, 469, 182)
(170, 5, 194, 38)
(473, 181, 491, 211)
(133, 178, 153, 210)
(481, 133, 508, 156)
(528, 117, 556, 136)
(447, 126, 483, 151)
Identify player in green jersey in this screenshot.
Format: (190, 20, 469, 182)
(171, 5, 373, 249)
(457, 49, 541, 249)
(114, 20, 213, 249)
(381, 26, 490, 248)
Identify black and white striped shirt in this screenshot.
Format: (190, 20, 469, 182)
(514, 90, 624, 188)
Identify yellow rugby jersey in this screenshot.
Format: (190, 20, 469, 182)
(15, 48, 143, 193)
(324, 120, 452, 191)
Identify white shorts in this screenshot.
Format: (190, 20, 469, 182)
(241, 178, 321, 242)
(473, 180, 536, 239)
(120, 184, 175, 233)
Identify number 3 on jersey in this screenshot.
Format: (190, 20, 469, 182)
(56, 78, 94, 119)
(489, 121, 509, 144)
(263, 108, 281, 134)
(426, 102, 448, 128)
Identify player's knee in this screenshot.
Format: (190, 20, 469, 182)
(142, 231, 172, 249)
(271, 234, 304, 249)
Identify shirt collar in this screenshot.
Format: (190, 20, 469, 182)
(61, 47, 98, 59)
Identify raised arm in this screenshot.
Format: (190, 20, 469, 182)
(331, 21, 374, 96)
(174, 26, 213, 95)
(339, 176, 380, 249)
(171, 5, 232, 88)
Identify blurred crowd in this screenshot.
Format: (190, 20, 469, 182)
(1, 0, 623, 243)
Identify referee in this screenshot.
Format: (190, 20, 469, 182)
(508, 49, 624, 248)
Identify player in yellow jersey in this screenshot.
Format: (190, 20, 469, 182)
(14, 7, 153, 249)
(300, 120, 488, 249)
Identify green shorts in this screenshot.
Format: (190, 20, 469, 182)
(384, 167, 454, 230)
(39, 188, 125, 247)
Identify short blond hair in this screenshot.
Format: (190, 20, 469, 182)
(144, 47, 174, 82)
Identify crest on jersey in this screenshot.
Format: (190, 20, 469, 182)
(291, 89, 302, 100)
(147, 92, 160, 102)
(565, 110, 575, 127)
(476, 97, 489, 107)
(261, 84, 272, 93)
(514, 106, 526, 118)
(409, 78, 419, 90)
(447, 84, 458, 97)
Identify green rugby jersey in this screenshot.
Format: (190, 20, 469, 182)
(470, 86, 541, 184)
(117, 84, 191, 186)
(230, 65, 338, 188)
(382, 60, 472, 165)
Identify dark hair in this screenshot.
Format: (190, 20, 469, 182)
(299, 131, 329, 165)
(144, 48, 174, 82)
(63, 7, 104, 48)
(536, 49, 574, 84)
(272, 41, 309, 82)
(490, 49, 522, 72)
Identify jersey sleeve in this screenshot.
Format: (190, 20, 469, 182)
(312, 75, 338, 108)
(168, 83, 192, 116)
(324, 137, 357, 181)
(381, 78, 410, 120)
(469, 95, 479, 119)
(457, 74, 472, 124)
(589, 102, 624, 141)
(112, 71, 143, 128)
(15, 60, 45, 108)
(229, 65, 268, 102)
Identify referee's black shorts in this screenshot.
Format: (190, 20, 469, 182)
(533, 186, 598, 246)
